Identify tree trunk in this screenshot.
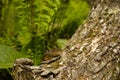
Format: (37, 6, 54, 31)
(12, 0, 120, 80)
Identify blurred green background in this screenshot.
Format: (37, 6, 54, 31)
(0, 0, 90, 79)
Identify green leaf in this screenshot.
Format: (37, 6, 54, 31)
(56, 39, 68, 49)
(0, 44, 27, 68)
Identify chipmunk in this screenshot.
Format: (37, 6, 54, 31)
(43, 49, 61, 61)
(42, 49, 61, 64)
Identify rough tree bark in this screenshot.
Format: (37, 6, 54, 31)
(12, 0, 120, 80)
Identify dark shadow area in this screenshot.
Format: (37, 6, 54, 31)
(0, 69, 13, 80)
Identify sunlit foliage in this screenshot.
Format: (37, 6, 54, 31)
(0, 0, 89, 66)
